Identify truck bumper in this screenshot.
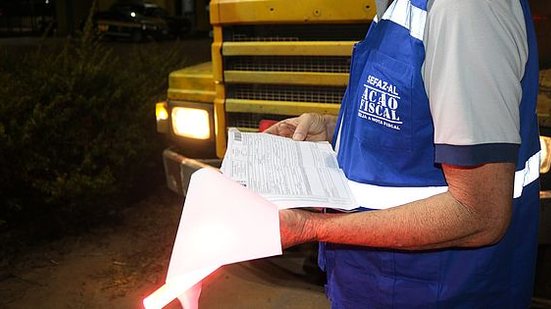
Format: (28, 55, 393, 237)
(540, 192, 551, 245)
(162, 148, 221, 196)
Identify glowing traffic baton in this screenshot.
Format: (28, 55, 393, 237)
(143, 266, 219, 309)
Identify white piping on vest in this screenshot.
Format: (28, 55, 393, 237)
(513, 151, 540, 198)
(347, 151, 540, 210)
(335, 116, 343, 154)
(380, 0, 427, 42)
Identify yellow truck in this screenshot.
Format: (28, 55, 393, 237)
(156, 0, 376, 195)
(155, 1, 551, 246)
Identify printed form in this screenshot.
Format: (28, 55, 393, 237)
(221, 128, 358, 210)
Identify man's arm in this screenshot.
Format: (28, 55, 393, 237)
(280, 162, 515, 250)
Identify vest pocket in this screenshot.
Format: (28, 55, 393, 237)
(352, 50, 413, 151)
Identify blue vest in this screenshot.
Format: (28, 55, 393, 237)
(321, 0, 541, 307)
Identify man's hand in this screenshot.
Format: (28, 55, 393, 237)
(264, 113, 337, 142)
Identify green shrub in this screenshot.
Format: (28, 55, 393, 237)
(0, 32, 188, 238)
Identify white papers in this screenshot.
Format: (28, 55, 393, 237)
(143, 168, 282, 309)
(221, 128, 358, 210)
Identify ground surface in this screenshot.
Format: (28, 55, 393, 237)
(0, 186, 183, 309)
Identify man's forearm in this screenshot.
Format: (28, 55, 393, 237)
(310, 193, 491, 250)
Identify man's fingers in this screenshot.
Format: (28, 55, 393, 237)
(292, 114, 317, 141)
(264, 119, 298, 138)
(263, 122, 280, 135)
(263, 114, 326, 141)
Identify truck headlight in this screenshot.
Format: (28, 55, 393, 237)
(172, 107, 211, 139)
(540, 136, 551, 174)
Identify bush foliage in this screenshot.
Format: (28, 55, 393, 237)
(0, 32, 188, 237)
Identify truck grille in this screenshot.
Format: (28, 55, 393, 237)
(225, 24, 369, 42)
(226, 112, 289, 129)
(220, 23, 360, 136)
(225, 56, 351, 73)
(227, 84, 345, 104)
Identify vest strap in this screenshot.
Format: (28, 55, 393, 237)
(380, 0, 427, 41)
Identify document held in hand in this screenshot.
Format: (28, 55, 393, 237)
(143, 168, 282, 309)
(220, 128, 358, 211)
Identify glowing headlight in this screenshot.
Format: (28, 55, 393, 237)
(540, 136, 551, 174)
(156, 102, 168, 121)
(172, 107, 211, 140)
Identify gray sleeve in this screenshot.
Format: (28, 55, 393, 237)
(423, 0, 528, 164)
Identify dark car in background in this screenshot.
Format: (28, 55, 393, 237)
(122, 2, 192, 38)
(94, 2, 190, 42)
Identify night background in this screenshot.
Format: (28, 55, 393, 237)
(0, 0, 550, 308)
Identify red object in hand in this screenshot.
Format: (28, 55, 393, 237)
(258, 119, 278, 132)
